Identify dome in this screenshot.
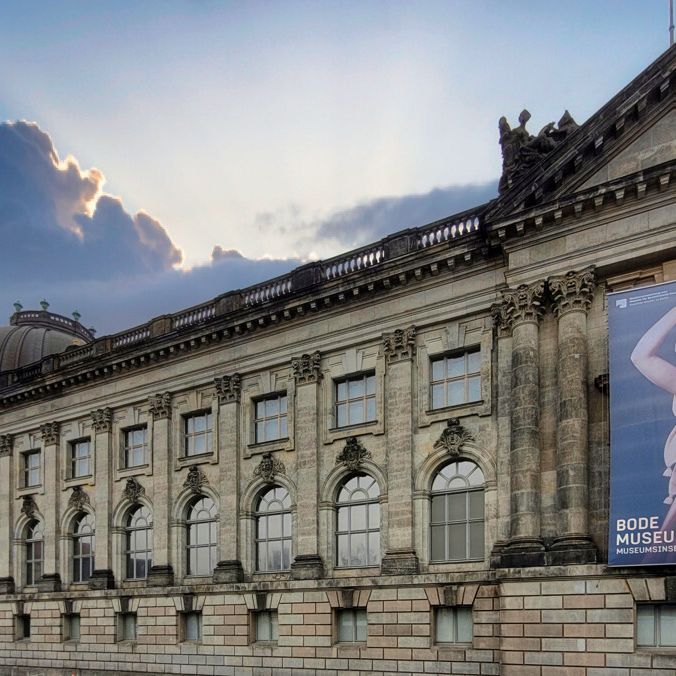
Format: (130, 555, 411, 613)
(0, 305, 94, 372)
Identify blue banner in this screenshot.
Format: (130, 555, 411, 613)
(608, 280, 676, 566)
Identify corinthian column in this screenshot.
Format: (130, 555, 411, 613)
(39, 421, 61, 591)
(548, 268, 598, 564)
(0, 435, 15, 593)
(502, 281, 546, 566)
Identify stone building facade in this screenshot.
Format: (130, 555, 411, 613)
(0, 47, 675, 676)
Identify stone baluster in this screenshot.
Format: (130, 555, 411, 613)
(289, 351, 324, 579)
(548, 268, 598, 564)
(213, 374, 244, 582)
(0, 435, 14, 593)
(89, 407, 115, 589)
(381, 326, 419, 575)
(501, 281, 547, 567)
(39, 421, 61, 591)
(147, 392, 174, 586)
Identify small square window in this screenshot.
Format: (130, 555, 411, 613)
(183, 412, 213, 456)
(117, 612, 137, 641)
(22, 450, 41, 487)
(637, 604, 676, 648)
(435, 606, 473, 644)
(254, 610, 278, 642)
(337, 608, 367, 643)
(181, 611, 202, 642)
(430, 350, 481, 410)
(70, 439, 91, 478)
(63, 613, 80, 641)
(335, 373, 376, 428)
(15, 614, 30, 640)
(253, 394, 288, 443)
(123, 427, 148, 468)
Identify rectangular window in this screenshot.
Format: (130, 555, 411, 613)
(430, 349, 481, 410)
(637, 604, 676, 648)
(123, 426, 148, 468)
(70, 439, 91, 478)
(63, 613, 80, 641)
(117, 612, 137, 641)
(435, 606, 473, 644)
(337, 608, 367, 643)
(335, 373, 376, 428)
(254, 610, 278, 642)
(181, 611, 202, 642)
(15, 614, 30, 640)
(183, 412, 213, 456)
(254, 394, 288, 443)
(23, 450, 40, 487)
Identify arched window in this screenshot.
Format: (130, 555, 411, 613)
(126, 505, 153, 580)
(336, 473, 380, 567)
(430, 460, 485, 562)
(25, 520, 44, 586)
(186, 496, 218, 576)
(255, 486, 291, 572)
(72, 513, 95, 582)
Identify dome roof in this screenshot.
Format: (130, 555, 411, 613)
(0, 307, 94, 372)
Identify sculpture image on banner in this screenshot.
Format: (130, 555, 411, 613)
(608, 280, 676, 566)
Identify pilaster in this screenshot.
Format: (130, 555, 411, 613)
(39, 421, 61, 591)
(0, 435, 14, 592)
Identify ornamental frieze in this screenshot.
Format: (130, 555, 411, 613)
(549, 268, 596, 317)
(501, 280, 546, 328)
(122, 477, 146, 504)
(433, 418, 475, 458)
(336, 437, 372, 471)
(292, 351, 322, 384)
(0, 434, 12, 457)
(91, 407, 113, 433)
(382, 326, 416, 363)
(68, 486, 91, 512)
(253, 452, 285, 483)
(148, 392, 172, 420)
(184, 465, 208, 494)
(215, 373, 241, 404)
(40, 421, 60, 445)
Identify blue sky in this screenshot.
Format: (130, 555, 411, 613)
(0, 1, 671, 332)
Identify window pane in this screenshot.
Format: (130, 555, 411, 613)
(70, 615, 80, 640)
(279, 396, 287, 413)
(660, 606, 676, 647)
(336, 404, 347, 427)
(348, 401, 363, 425)
(637, 606, 655, 646)
(280, 417, 287, 438)
(447, 380, 464, 406)
(431, 383, 445, 409)
(449, 492, 466, 520)
(469, 491, 484, 519)
(457, 607, 473, 643)
(256, 421, 266, 442)
(468, 376, 481, 402)
(436, 608, 454, 642)
(257, 613, 270, 641)
(355, 609, 367, 641)
(351, 533, 367, 566)
(449, 523, 466, 560)
(268, 514, 282, 538)
(338, 611, 354, 642)
(447, 355, 464, 377)
(467, 350, 481, 373)
(368, 531, 380, 564)
(337, 506, 348, 532)
(368, 503, 380, 527)
(366, 375, 376, 395)
(349, 378, 365, 398)
(265, 398, 278, 417)
(185, 613, 200, 641)
(351, 504, 366, 531)
(366, 398, 376, 422)
(469, 522, 484, 559)
(268, 541, 282, 571)
(431, 360, 444, 381)
(336, 381, 347, 401)
(431, 495, 446, 523)
(337, 534, 349, 567)
(256, 401, 265, 418)
(265, 420, 277, 441)
(431, 525, 446, 561)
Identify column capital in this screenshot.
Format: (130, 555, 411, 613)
(214, 373, 241, 404)
(501, 280, 546, 328)
(90, 407, 113, 433)
(0, 434, 13, 457)
(549, 267, 596, 318)
(382, 325, 416, 364)
(292, 351, 322, 384)
(40, 421, 60, 445)
(148, 391, 172, 420)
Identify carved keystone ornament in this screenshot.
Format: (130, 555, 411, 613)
(122, 477, 146, 504)
(433, 419, 475, 458)
(253, 452, 285, 483)
(336, 437, 372, 471)
(21, 495, 37, 519)
(91, 407, 113, 433)
(40, 421, 60, 445)
(382, 326, 416, 363)
(184, 465, 208, 494)
(68, 486, 91, 511)
(214, 373, 241, 404)
(148, 392, 172, 420)
(292, 351, 322, 384)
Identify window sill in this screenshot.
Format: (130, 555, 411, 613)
(176, 452, 215, 469)
(246, 438, 293, 457)
(248, 438, 289, 449)
(426, 399, 483, 416)
(64, 475, 93, 487)
(118, 463, 149, 473)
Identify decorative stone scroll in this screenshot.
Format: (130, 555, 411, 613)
(214, 373, 241, 404)
(122, 477, 146, 505)
(21, 495, 36, 519)
(148, 392, 172, 420)
(433, 418, 475, 458)
(336, 437, 372, 471)
(382, 326, 416, 363)
(549, 268, 596, 317)
(501, 280, 546, 328)
(40, 421, 60, 445)
(253, 452, 285, 483)
(90, 407, 113, 433)
(184, 465, 208, 494)
(292, 351, 322, 384)
(491, 302, 512, 338)
(0, 434, 13, 457)
(68, 486, 91, 512)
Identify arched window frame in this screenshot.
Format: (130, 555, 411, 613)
(125, 505, 153, 580)
(429, 460, 485, 563)
(185, 495, 218, 576)
(72, 512, 95, 583)
(335, 473, 381, 568)
(24, 520, 44, 587)
(255, 486, 292, 572)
